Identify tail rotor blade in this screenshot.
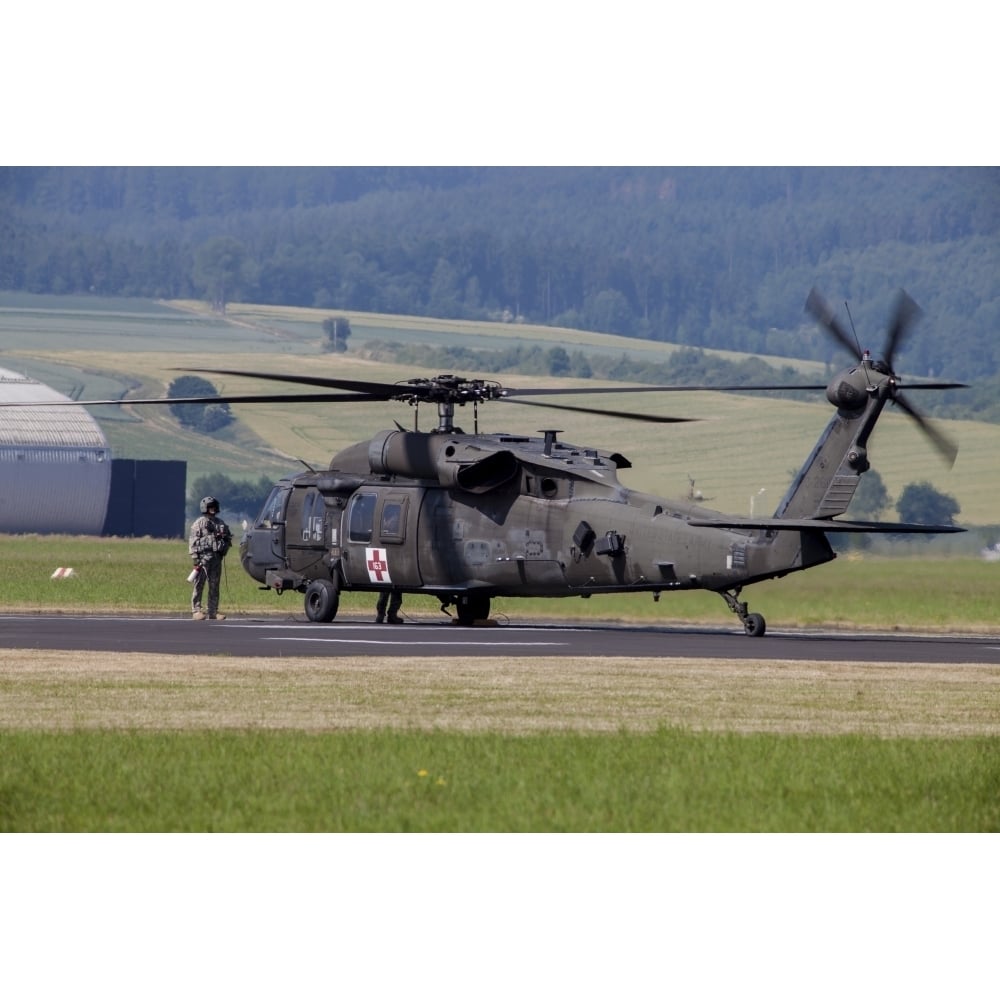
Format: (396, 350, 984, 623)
(805, 288, 860, 360)
(884, 290, 923, 373)
(894, 393, 958, 467)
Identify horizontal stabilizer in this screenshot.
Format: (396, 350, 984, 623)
(687, 516, 965, 534)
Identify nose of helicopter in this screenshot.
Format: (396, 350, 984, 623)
(239, 529, 265, 583)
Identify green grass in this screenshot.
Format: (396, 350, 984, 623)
(4, 534, 999, 631)
(1, 728, 996, 832)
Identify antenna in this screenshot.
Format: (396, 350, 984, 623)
(843, 300, 872, 386)
(843, 301, 865, 356)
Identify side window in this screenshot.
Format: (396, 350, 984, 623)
(256, 486, 290, 529)
(301, 490, 324, 543)
(348, 492, 377, 543)
(379, 500, 405, 543)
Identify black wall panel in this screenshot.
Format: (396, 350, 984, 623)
(102, 459, 186, 538)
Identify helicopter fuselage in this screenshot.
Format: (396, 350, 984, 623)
(240, 428, 834, 623)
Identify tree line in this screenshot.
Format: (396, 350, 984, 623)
(1, 167, 997, 383)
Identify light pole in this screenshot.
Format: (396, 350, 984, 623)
(751, 488, 766, 517)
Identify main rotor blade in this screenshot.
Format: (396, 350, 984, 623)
(159, 392, 380, 405)
(883, 289, 923, 373)
(0, 392, 380, 407)
(500, 397, 696, 423)
(895, 381, 967, 390)
(893, 392, 959, 467)
(188, 368, 831, 396)
(504, 383, 828, 396)
(805, 288, 861, 361)
(179, 367, 410, 399)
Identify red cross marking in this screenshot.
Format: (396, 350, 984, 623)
(366, 548, 391, 583)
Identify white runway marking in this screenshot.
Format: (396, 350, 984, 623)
(229, 622, 578, 634)
(264, 637, 568, 647)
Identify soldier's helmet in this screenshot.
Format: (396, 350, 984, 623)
(200, 496, 220, 514)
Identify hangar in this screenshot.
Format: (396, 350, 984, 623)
(0, 366, 112, 534)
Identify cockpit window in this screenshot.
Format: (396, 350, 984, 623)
(256, 485, 290, 529)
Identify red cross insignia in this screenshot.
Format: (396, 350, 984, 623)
(366, 547, 392, 584)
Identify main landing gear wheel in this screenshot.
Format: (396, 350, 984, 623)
(304, 578, 339, 623)
(719, 588, 766, 637)
(456, 593, 491, 626)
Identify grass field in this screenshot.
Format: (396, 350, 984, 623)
(4, 535, 999, 631)
(2, 727, 997, 832)
(2, 535, 999, 831)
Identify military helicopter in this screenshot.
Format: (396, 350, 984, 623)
(4, 289, 966, 635)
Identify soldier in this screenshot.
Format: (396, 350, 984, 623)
(375, 589, 403, 624)
(189, 496, 233, 621)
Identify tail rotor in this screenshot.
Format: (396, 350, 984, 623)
(806, 287, 961, 466)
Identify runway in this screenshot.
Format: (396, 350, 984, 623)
(2, 613, 999, 664)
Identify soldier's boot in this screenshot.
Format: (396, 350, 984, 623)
(209, 614, 226, 621)
(192, 611, 206, 621)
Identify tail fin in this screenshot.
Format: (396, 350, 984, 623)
(690, 382, 961, 536)
(775, 398, 880, 521)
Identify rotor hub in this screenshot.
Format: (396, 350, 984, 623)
(401, 375, 505, 407)
(826, 361, 899, 411)
(397, 376, 506, 432)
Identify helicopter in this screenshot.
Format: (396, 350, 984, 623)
(3, 289, 966, 635)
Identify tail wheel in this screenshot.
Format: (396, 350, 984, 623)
(304, 578, 339, 623)
(744, 612, 766, 637)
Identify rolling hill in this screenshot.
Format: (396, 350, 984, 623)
(1, 295, 995, 534)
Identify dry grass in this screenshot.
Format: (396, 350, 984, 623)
(2, 651, 998, 738)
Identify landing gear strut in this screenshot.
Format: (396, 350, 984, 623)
(719, 587, 766, 637)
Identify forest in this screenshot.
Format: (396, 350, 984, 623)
(1, 167, 997, 390)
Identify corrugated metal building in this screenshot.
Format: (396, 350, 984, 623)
(0, 366, 112, 534)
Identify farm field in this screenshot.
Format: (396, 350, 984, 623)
(1, 293, 996, 524)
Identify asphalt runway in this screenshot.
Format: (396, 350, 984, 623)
(2, 613, 999, 663)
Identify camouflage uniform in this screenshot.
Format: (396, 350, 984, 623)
(189, 500, 233, 620)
